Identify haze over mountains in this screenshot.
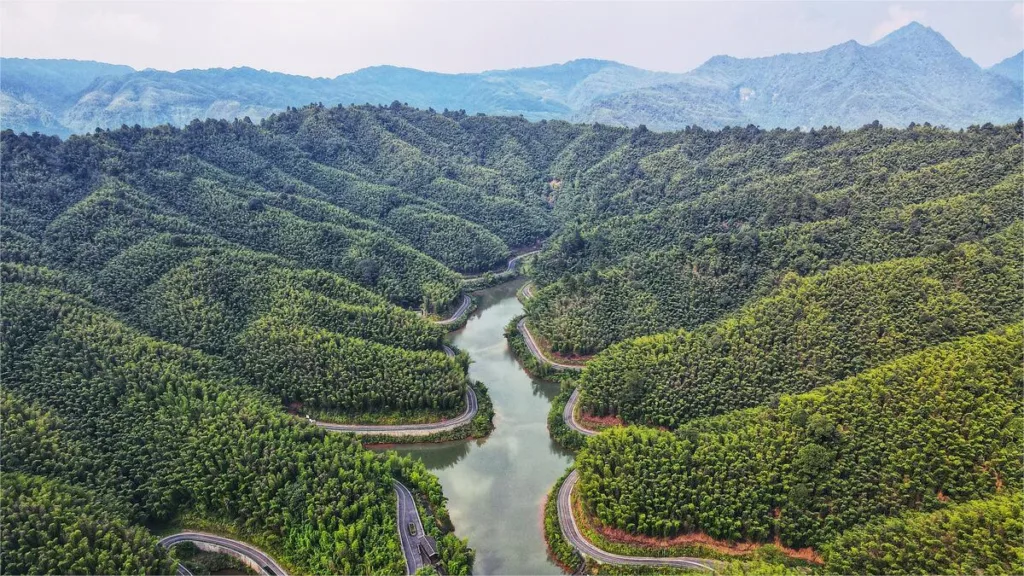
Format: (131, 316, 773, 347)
(2, 22, 1021, 136)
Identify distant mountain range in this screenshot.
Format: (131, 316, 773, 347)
(2, 22, 1020, 135)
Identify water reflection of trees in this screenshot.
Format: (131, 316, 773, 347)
(530, 376, 561, 402)
(393, 438, 476, 471)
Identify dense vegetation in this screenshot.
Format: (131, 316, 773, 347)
(0, 276, 472, 574)
(822, 493, 1023, 574)
(0, 473, 175, 575)
(575, 325, 1022, 551)
(527, 124, 1022, 355)
(574, 227, 1022, 428)
(4, 105, 1022, 573)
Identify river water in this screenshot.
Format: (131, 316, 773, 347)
(396, 279, 574, 575)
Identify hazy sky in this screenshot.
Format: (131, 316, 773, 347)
(2, 1, 1022, 76)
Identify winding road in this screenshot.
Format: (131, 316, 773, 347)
(505, 249, 541, 271)
(394, 480, 437, 574)
(563, 388, 598, 437)
(462, 250, 541, 284)
(516, 318, 584, 371)
(313, 344, 479, 436)
(557, 471, 719, 572)
(520, 282, 535, 300)
(436, 294, 473, 325)
(159, 532, 288, 576)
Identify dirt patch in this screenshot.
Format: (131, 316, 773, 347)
(579, 412, 622, 428)
(574, 495, 822, 564)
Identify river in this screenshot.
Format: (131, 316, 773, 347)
(396, 279, 574, 575)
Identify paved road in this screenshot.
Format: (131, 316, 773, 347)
(557, 471, 719, 572)
(516, 318, 584, 371)
(159, 532, 288, 576)
(563, 388, 598, 437)
(436, 294, 472, 325)
(521, 282, 535, 300)
(505, 249, 540, 272)
(461, 250, 541, 283)
(314, 344, 478, 436)
(394, 480, 432, 574)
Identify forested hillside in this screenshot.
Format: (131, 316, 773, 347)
(527, 123, 1022, 355)
(0, 275, 473, 574)
(575, 325, 1022, 557)
(822, 493, 1022, 574)
(575, 226, 1023, 428)
(2, 104, 1021, 574)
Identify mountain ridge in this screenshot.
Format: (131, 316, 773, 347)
(2, 22, 1020, 135)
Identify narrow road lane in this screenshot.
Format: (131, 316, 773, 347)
(520, 282, 535, 300)
(159, 532, 288, 576)
(517, 318, 584, 371)
(462, 250, 541, 283)
(563, 388, 597, 437)
(436, 294, 472, 325)
(557, 471, 719, 572)
(395, 480, 433, 575)
(505, 250, 540, 272)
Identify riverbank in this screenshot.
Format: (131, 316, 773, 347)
(396, 279, 574, 574)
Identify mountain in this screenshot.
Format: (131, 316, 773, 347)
(3, 58, 676, 136)
(988, 50, 1023, 86)
(0, 58, 134, 133)
(1, 23, 1020, 135)
(579, 22, 1023, 129)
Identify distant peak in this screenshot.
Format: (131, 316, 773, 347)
(561, 58, 622, 67)
(871, 21, 953, 50)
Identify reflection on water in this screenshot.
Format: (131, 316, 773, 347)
(396, 279, 574, 575)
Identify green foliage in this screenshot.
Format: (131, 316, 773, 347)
(172, 543, 255, 576)
(576, 325, 1023, 549)
(359, 381, 495, 445)
(529, 126, 1022, 355)
(0, 279, 472, 574)
(577, 228, 1023, 428)
(385, 205, 510, 273)
(543, 470, 584, 572)
(232, 316, 464, 416)
(1, 473, 176, 575)
(822, 493, 1023, 575)
(547, 387, 588, 451)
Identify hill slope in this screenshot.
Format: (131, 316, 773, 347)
(988, 50, 1024, 86)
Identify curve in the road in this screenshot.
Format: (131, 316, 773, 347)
(461, 249, 541, 283)
(520, 282, 535, 301)
(557, 470, 719, 572)
(159, 532, 288, 576)
(313, 344, 478, 436)
(505, 249, 541, 272)
(517, 318, 584, 371)
(563, 388, 598, 437)
(436, 294, 472, 326)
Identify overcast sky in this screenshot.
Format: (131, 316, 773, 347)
(2, 1, 1022, 76)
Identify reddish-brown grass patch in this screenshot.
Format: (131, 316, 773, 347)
(574, 495, 822, 564)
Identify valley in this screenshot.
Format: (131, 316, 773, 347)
(1, 96, 1020, 575)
